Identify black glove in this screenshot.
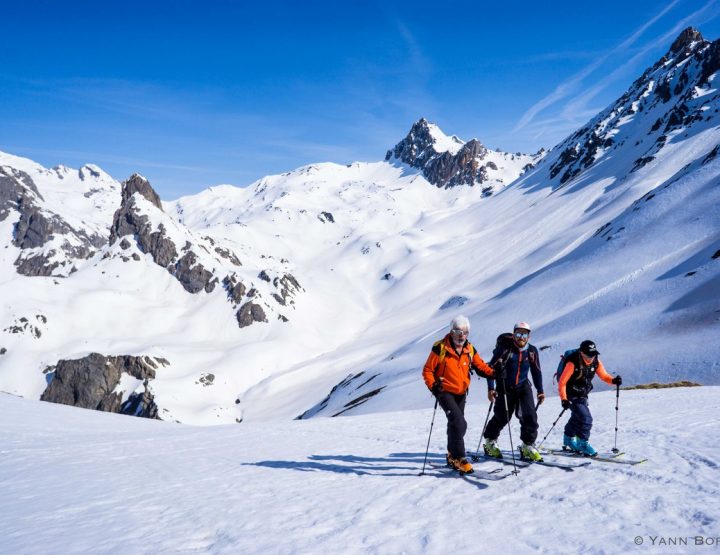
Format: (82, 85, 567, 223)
(561, 399, 571, 410)
(612, 375, 622, 386)
(431, 379, 443, 395)
(492, 361, 505, 381)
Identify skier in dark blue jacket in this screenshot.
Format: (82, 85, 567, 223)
(483, 322, 545, 461)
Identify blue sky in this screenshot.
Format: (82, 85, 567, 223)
(2, 0, 719, 198)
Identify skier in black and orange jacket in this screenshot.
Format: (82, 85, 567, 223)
(558, 339, 622, 457)
(422, 315, 494, 474)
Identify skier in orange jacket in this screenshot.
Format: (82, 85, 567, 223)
(423, 315, 494, 473)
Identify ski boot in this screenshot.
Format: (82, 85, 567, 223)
(519, 442, 543, 462)
(575, 438, 598, 457)
(483, 438, 503, 459)
(448, 455, 474, 474)
(563, 434, 579, 452)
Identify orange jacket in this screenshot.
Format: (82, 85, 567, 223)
(558, 356, 613, 401)
(422, 334, 494, 395)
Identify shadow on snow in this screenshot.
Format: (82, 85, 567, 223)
(242, 452, 489, 489)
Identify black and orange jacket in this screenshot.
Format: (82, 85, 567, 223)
(558, 352, 613, 400)
(422, 334, 494, 395)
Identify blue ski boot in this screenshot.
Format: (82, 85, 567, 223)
(563, 434, 579, 452)
(575, 438, 598, 457)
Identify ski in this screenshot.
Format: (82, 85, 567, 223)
(429, 462, 512, 480)
(542, 448, 624, 459)
(543, 449, 647, 466)
(469, 451, 588, 472)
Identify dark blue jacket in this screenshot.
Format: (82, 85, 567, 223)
(487, 343, 543, 394)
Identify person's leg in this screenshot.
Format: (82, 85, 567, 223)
(484, 388, 514, 440)
(564, 397, 586, 438)
(516, 382, 539, 445)
(573, 398, 593, 441)
(436, 391, 468, 459)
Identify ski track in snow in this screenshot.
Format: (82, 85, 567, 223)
(1, 387, 718, 554)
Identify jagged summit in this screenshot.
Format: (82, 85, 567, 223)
(120, 173, 163, 211)
(669, 27, 704, 55)
(386, 118, 541, 192)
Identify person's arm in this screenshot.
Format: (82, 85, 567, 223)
(422, 350, 439, 391)
(557, 360, 575, 401)
(472, 351, 494, 379)
(529, 348, 543, 394)
(486, 345, 502, 391)
(595, 359, 614, 385)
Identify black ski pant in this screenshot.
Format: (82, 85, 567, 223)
(564, 397, 593, 440)
(484, 380, 538, 445)
(435, 390, 467, 460)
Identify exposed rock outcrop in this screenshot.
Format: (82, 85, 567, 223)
(40, 353, 169, 418)
(2, 167, 105, 276)
(236, 302, 268, 327)
(386, 118, 537, 190)
(545, 28, 720, 188)
(109, 174, 221, 294)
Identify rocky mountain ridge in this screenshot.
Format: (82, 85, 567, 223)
(386, 117, 544, 193)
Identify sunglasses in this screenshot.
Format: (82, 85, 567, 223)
(451, 328, 469, 336)
(514, 332, 529, 339)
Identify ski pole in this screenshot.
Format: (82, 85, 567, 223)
(536, 408, 567, 451)
(473, 400, 495, 459)
(420, 398, 439, 476)
(612, 384, 620, 454)
(502, 388, 519, 476)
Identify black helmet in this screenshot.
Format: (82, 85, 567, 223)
(579, 340, 600, 356)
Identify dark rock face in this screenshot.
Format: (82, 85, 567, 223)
(110, 175, 219, 294)
(40, 353, 168, 418)
(214, 246, 242, 266)
(172, 251, 216, 293)
(1, 167, 104, 276)
(236, 302, 268, 328)
(386, 118, 491, 188)
(121, 173, 163, 210)
(669, 27, 704, 55)
(297, 371, 385, 419)
(318, 211, 335, 223)
(223, 274, 247, 305)
(270, 273, 302, 306)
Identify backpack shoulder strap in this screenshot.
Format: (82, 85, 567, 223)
(432, 340, 446, 365)
(466, 342, 475, 360)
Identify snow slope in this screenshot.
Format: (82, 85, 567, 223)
(1, 386, 718, 554)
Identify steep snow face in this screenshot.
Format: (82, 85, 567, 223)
(425, 122, 465, 154)
(2, 387, 719, 553)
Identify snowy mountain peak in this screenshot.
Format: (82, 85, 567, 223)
(525, 29, 720, 191)
(386, 118, 539, 192)
(120, 173, 163, 211)
(668, 26, 704, 55)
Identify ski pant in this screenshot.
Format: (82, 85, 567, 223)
(564, 397, 593, 440)
(484, 380, 538, 445)
(435, 390, 467, 459)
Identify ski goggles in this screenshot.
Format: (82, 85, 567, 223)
(451, 328, 469, 336)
